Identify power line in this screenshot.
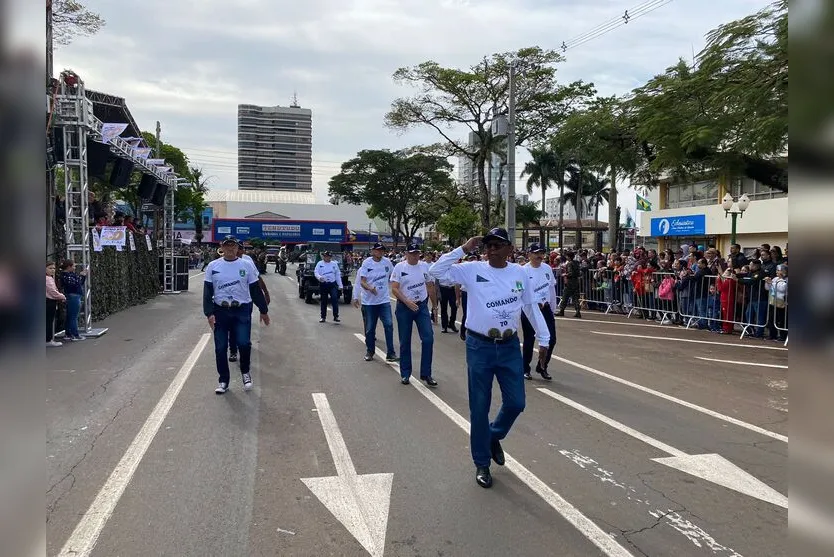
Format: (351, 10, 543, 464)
(558, 0, 674, 53)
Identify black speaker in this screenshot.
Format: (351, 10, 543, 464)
(49, 127, 65, 165)
(151, 182, 169, 206)
(138, 174, 156, 199)
(109, 158, 134, 187)
(87, 139, 111, 178)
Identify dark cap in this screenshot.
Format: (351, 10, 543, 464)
(406, 243, 421, 253)
(221, 235, 238, 245)
(371, 242, 385, 250)
(322, 250, 332, 256)
(527, 243, 546, 254)
(483, 227, 511, 245)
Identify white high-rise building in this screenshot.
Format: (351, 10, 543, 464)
(456, 132, 505, 198)
(544, 196, 594, 221)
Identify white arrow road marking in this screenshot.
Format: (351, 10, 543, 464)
(302, 393, 393, 557)
(537, 388, 788, 509)
(352, 333, 634, 557)
(58, 334, 211, 557)
(696, 356, 788, 369)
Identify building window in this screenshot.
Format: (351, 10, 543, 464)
(666, 180, 719, 209)
(732, 178, 787, 201)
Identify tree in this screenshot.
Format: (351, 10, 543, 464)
(630, 0, 787, 190)
(583, 174, 611, 250)
(435, 203, 479, 245)
(329, 149, 455, 247)
(385, 46, 594, 229)
(51, 0, 105, 46)
(515, 201, 543, 249)
(521, 147, 566, 248)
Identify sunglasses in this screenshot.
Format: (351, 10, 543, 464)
(484, 242, 508, 251)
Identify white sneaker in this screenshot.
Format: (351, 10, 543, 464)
(215, 382, 228, 394)
(46, 340, 62, 347)
(242, 373, 253, 391)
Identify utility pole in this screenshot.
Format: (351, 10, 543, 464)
(505, 63, 517, 241)
(155, 121, 162, 156)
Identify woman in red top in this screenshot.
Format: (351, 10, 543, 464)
(716, 268, 737, 334)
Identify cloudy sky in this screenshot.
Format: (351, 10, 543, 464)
(53, 0, 768, 218)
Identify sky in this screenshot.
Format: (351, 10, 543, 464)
(53, 0, 769, 221)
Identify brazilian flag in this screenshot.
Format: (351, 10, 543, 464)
(636, 194, 652, 211)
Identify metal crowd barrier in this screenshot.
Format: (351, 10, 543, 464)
(768, 276, 788, 346)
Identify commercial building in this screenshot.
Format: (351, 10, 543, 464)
(237, 103, 312, 192)
(638, 176, 788, 255)
(457, 132, 504, 198)
(544, 196, 594, 221)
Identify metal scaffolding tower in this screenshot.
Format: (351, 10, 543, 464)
(162, 186, 179, 293)
(52, 71, 181, 334)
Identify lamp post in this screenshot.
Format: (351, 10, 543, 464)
(720, 193, 751, 246)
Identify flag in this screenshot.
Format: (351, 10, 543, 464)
(636, 194, 652, 211)
(624, 209, 635, 229)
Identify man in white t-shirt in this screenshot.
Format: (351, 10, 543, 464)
(227, 241, 270, 362)
(430, 228, 549, 489)
(314, 251, 343, 323)
(204, 236, 270, 394)
(521, 243, 558, 381)
(390, 243, 438, 386)
(352, 242, 398, 362)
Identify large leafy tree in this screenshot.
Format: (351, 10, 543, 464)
(385, 46, 594, 229)
(515, 200, 543, 249)
(583, 174, 611, 250)
(329, 149, 455, 247)
(521, 147, 571, 248)
(435, 203, 479, 246)
(630, 0, 787, 190)
(51, 0, 105, 46)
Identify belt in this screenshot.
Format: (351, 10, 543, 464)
(216, 301, 248, 309)
(467, 329, 519, 344)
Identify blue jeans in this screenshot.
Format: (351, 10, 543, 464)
(695, 297, 708, 329)
(65, 293, 82, 338)
(707, 296, 721, 331)
(465, 334, 526, 467)
(363, 302, 396, 357)
(213, 304, 253, 383)
(320, 282, 339, 319)
(746, 300, 768, 337)
(395, 299, 434, 379)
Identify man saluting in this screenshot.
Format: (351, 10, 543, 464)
(430, 228, 550, 488)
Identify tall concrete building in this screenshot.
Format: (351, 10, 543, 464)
(237, 102, 312, 191)
(456, 132, 504, 197)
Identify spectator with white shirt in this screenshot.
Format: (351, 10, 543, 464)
(353, 242, 399, 363)
(521, 243, 557, 381)
(390, 243, 439, 386)
(315, 251, 343, 323)
(430, 228, 550, 489)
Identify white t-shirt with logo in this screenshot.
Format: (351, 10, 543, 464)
(314, 260, 343, 288)
(356, 256, 394, 306)
(429, 247, 550, 345)
(205, 257, 259, 305)
(390, 260, 431, 302)
(524, 262, 558, 310)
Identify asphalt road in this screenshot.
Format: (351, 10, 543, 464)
(46, 265, 788, 557)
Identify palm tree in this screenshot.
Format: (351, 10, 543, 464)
(515, 201, 543, 249)
(562, 167, 590, 248)
(521, 148, 572, 249)
(584, 173, 611, 251)
(189, 166, 211, 244)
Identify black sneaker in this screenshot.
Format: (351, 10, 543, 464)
(401, 377, 410, 385)
(215, 382, 228, 395)
(422, 376, 438, 387)
(334, 316, 340, 322)
(229, 353, 238, 362)
(242, 373, 253, 391)
(363, 352, 374, 362)
(490, 438, 505, 466)
(450, 326, 459, 333)
(523, 372, 533, 380)
(386, 354, 399, 362)
(538, 368, 553, 381)
(319, 317, 326, 323)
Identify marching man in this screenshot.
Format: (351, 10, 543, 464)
(314, 250, 343, 323)
(430, 228, 549, 489)
(353, 242, 398, 362)
(390, 243, 438, 386)
(521, 243, 558, 380)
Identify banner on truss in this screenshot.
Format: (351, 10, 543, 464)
(100, 123, 129, 144)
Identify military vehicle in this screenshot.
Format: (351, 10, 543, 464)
(296, 242, 353, 304)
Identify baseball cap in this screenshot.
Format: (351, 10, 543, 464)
(322, 250, 332, 256)
(483, 227, 511, 245)
(406, 243, 421, 253)
(527, 243, 546, 254)
(371, 242, 385, 250)
(221, 235, 238, 245)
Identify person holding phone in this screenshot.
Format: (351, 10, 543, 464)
(430, 228, 550, 489)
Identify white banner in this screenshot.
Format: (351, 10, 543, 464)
(133, 147, 152, 159)
(146, 158, 165, 165)
(101, 123, 129, 144)
(122, 137, 142, 147)
(128, 233, 137, 251)
(145, 234, 153, 250)
(99, 226, 127, 247)
(92, 228, 103, 252)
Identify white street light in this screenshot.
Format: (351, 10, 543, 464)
(719, 191, 752, 245)
(721, 192, 734, 211)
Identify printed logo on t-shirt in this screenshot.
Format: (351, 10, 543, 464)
(476, 275, 490, 282)
(239, 269, 246, 277)
(512, 281, 524, 292)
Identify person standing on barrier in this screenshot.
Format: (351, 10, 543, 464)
(521, 243, 557, 381)
(204, 235, 270, 394)
(557, 250, 581, 318)
(430, 229, 550, 489)
(353, 242, 398, 362)
(390, 243, 438, 386)
(315, 250, 343, 323)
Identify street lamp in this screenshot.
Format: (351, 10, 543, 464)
(720, 192, 751, 245)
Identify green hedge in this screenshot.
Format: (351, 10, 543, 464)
(88, 232, 160, 321)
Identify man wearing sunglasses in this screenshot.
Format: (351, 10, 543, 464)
(430, 228, 550, 489)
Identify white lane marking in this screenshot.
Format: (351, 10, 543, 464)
(302, 393, 392, 557)
(696, 356, 788, 369)
(58, 334, 211, 557)
(538, 388, 788, 508)
(286, 276, 296, 282)
(352, 333, 634, 557)
(589, 330, 788, 351)
(552, 354, 788, 443)
(189, 271, 205, 281)
(654, 509, 743, 556)
(555, 316, 672, 329)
